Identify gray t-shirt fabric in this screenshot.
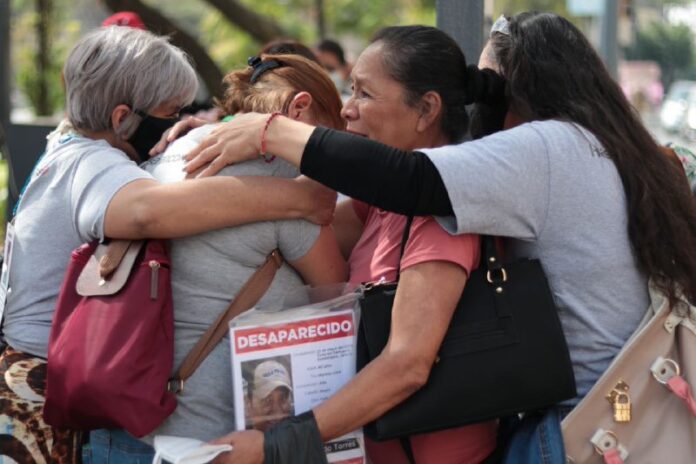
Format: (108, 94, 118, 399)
(143, 125, 321, 442)
(421, 120, 649, 403)
(3, 135, 152, 358)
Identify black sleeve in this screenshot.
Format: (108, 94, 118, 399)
(300, 127, 454, 216)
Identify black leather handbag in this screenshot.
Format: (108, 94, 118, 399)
(356, 217, 577, 441)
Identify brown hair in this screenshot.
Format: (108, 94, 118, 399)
(219, 54, 344, 130)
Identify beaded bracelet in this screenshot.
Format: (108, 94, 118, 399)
(260, 112, 283, 163)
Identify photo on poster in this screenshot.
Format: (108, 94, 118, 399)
(241, 355, 295, 432)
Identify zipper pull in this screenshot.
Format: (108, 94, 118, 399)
(149, 260, 160, 300)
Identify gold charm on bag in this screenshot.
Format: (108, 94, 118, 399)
(605, 380, 631, 423)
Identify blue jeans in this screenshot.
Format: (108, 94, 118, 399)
(86, 429, 156, 464)
(498, 407, 571, 464)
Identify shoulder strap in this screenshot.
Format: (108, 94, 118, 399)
(169, 250, 284, 392)
(397, 217, 503, 278)
(396, 216, 415, 280)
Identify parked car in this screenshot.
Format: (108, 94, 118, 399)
(660, 80, 696, 132)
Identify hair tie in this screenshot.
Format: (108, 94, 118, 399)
(248, 56, 284, 84)
(491, 15, 511, 37)
(463, 65, 483, 105)
(463, 65, 506, 106)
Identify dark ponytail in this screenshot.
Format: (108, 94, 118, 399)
(463, 65, 506, 106)
(466, 65, 509, 139)
(372, 26, 506, 143)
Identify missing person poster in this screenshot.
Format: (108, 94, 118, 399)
(230, 301, 365, 464)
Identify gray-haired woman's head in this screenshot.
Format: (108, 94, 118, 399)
(63, 26, 197, 138)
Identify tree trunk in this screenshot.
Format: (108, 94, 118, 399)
(315, 0, 326, 40)
(201, 0, 288, 43)
(102, 0, 225, 99)
(36, 0, 52, 116)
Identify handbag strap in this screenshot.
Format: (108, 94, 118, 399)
(396, 216, 415, 280)
(397, 217, 504, 279)
(169, 249, 284, 392)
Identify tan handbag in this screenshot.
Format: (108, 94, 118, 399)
(562, 283, 696, 463)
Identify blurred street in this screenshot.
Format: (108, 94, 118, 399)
(643, 110, 696, 152)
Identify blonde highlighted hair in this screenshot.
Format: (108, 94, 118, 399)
(219, 54, 344, 130)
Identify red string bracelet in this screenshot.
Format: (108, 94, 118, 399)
(260, 112, 282, 163)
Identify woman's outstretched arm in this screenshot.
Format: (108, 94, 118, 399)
(301, 127, 452, 216)
(183, 114, 453, 216)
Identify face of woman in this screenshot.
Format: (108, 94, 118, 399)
(341, 43, 429, 150)
(478, 41, 500, 73)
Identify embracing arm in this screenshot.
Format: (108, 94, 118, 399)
(313, 260, 466, 440)
(300, 127, 452, 217)
(332, 200, 365, 260)
(288, 226, 348, 285)
(103, 176, 336, 239)
(184, 114, 453, 216)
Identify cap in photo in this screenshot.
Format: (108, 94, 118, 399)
(253, 360, 292, 402)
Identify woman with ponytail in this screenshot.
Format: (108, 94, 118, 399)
(176, 25, 502, 464)
(187, 13, 696, 463)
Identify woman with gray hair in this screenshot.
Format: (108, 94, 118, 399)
(0, 26, 334, 464)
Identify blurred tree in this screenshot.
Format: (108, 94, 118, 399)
(316, 0, 326, 39)
(202, 0, 287, 42)
(35, 0, 52, 116)
(625, 21, 694, 89)
(103, 0, 227, 97)
(12, 0, 80, 117)
(493, 0, 572, 17)
(11, 0, 436, 111)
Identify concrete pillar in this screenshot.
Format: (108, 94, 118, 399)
(601, 0, 619, 78)
(436, 0, 485, 65)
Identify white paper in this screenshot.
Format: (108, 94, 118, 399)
(152, 435, 232, 464)
(229, 293, 365, 464)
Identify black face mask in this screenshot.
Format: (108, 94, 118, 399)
(126, 109, 178, 163)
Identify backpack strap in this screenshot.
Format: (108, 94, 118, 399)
(76, 240, 145, 297)
(98, 239, 135, 278)
(168, 249, 284, 393)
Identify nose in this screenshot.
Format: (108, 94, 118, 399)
(341, 96, 357, 121)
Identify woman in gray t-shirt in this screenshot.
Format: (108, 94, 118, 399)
(134, 55, 348, 448)
(0, 29, 339, 464)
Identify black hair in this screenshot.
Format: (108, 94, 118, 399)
(371, 25, 506, 143)
(491, 12, 696, 306)
(317, 39, 346, 65)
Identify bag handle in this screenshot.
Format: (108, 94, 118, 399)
(168, 249, 284, 393)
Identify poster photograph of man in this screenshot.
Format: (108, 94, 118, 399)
(242, 356, 295, 432)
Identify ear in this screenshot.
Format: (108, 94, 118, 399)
(111, 104, 133, 137)
(287, 92, 314, 121)
(415, 91, 443, 133)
